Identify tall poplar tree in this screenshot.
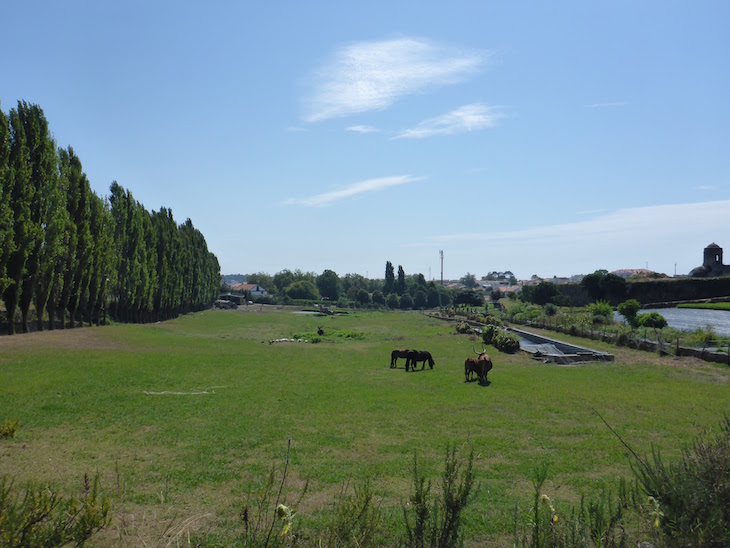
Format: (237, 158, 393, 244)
(396, 265, 406, 295)
(86, 193, 114, 325)
(3, 105, 32, 335)
(0, 104, 14, 300)
(384, 261, 395, 295)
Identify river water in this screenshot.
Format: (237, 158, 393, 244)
(616, 308, 730, 336)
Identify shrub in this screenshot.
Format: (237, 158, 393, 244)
(0, 473, 110, 547)
(617, 299, 641, 328)
(0, 420, 19, 439)
(513, 464, 631, 548)
(630, 415, 730, 546)
(481, 324, 497, 345)
(589, 300, 614, 325)
(403, 444, 476, 547)
(636, 312, 667, 329)
(494, 330, 520, 353)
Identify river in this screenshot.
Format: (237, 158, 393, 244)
(616, 307, 730, 336)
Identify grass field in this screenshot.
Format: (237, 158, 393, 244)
(1, 306, 728, 545)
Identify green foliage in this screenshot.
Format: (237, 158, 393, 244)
(481, 324, 497, 345)
(588, 300, 614, 325)
(543, 303, 558, 317)
(400, 293, 414, 310)
(0, 420, 19, 439)
(403, 444, 476, 548)
(494, 329, 520, 353)
(636, 312, 667, 329)
(371, 289, 385, 305)
(630, 415, 730, 546)
(386, 292, 400, 309)
(459, 272, 477, 289)
(284, 280, 319, 300)
(513, 464, 630, 548)
(616, 299, 641, 328)
(384, 261, 395, 295)
(581, 270, 627, 305)
(320, 480, 386, 546)
(0, 473, 110, 547)
(396, 265, 407, 295)
(316, 269, 340, 301)
(454, 290, 483, 307)
(521, 281, 560, 306)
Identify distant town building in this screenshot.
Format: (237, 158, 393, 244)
(689, 242, 730, 277)
(612, 269, 655, 279)
(229, 282, 269, 297)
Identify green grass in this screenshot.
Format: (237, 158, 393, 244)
(1, 308, 728, 545)
(678, 301, 730, 311)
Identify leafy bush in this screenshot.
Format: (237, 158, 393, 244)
(636, 312, 667, 329)
(320, 480, 385, 546)
(494, 330, 520, 353)
(403, 444, 476, 547)
(631, 415, 730, 546)
(0, 473, 110, 547)
(481, 324, 497, 345)
(589, 300, 614, 325)
(0, 420, 19, 439)
(617, 299, 641, 328)
(513, 464, 631, 548)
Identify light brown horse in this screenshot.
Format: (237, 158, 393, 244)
(472, 346, 494, 383)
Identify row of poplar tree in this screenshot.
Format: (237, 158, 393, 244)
(0, 101, 220, 335)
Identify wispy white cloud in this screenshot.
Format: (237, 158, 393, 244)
(303, 37, 484, 122)
(394, 103, 501, 139)
(283, 175, 424, 207)
(428, 201, 730, 247)
(584, 101, 628, 108)
(346, 125, 381, 133)
(415, 200, 730, 276)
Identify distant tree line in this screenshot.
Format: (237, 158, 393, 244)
(239, 261, 457, 310)
(0, 100, 220, 334)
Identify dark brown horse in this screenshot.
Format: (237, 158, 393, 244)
(391, 349, 410, 368)
(464, 357, 480, 381)
(406, 350, 435, 371)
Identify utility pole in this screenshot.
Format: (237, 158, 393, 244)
(439, 250, 444, 286)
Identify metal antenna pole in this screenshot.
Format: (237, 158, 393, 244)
(440, 250, 444, 285)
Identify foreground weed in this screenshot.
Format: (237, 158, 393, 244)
(0, 473, 110, 547)
(317, 479, 387, 547)
(629, 414, 730, 547)
(0, 419, 19, 439)
(513, 464, 630, 548)
(403, 443, 477, 548)
(237, 438, 307, 547)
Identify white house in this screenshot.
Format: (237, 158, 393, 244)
(230, 283, 268, 297)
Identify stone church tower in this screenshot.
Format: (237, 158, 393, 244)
(690, 243, 730, 277)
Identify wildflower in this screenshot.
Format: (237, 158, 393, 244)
(276, 503, 291, 519)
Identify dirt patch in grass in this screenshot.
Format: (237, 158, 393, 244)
(0, 326, 123, 352)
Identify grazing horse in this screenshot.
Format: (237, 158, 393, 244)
(391, 349, 410, 368)
(472, 346, 494, 383)
(406, 350, 435, 371)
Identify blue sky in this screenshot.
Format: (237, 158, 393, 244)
(2, 1, 729, 281)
